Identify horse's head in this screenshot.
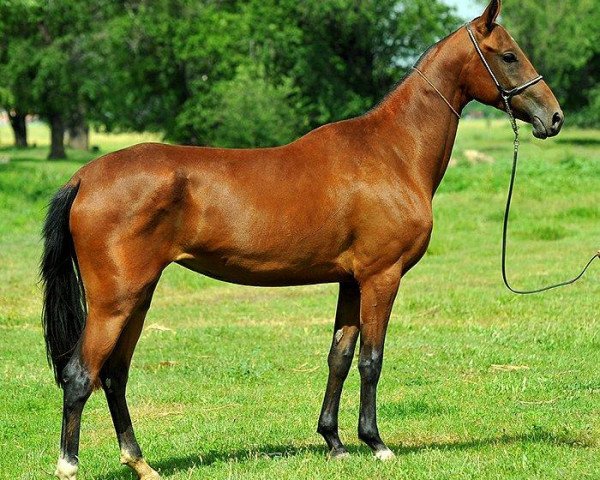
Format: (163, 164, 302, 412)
(464, 0, 563, 139)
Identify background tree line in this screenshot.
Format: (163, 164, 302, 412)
(0, 0, 597, 159)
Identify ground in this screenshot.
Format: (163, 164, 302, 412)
(0, 120, 599, 479)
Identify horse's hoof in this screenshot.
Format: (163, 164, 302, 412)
(374, 448, 395, 461)
(328, 448, 350, 460)
(133, 464, 160, 479)
(55, 458, 78, 480)
(120, 452, 160, 480)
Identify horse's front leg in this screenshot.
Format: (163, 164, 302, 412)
(317, 281, 360, 458)
(357, 266, 401, 460)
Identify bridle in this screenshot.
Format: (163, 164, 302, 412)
(413, 24, 544, 119)
(465, 23, 543, 110)
(413, 23, 599, 294)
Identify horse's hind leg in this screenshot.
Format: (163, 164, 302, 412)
(55, 279, 160, 480)
(317, 281, 360, 458)
(100, 289, 160, 480)
(55, 352, 93, 480)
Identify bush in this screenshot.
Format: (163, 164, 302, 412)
(570, 87, 600, 127)
(173, 66, 302, 148)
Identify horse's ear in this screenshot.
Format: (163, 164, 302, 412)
(479, 0, 501, 32)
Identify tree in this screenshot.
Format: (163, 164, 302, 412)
(0, 1, 37, 148)
(0, 85, 29, 148)
(1, 1, 463, 150)
(0, 1, 115, 158)
(32, 1, 104, 158)
(199, 65, 300, 147)
(91, 0, 459, 146)
(251, 0, 460, 127)
(86, 0, 195, 142)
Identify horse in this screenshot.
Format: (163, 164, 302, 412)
(42, 1, 563, 478)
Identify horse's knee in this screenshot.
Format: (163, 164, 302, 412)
(358, 352, 382, 384)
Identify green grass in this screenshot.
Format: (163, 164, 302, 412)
(1, 119, 599, 479)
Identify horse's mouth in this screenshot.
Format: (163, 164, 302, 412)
(532, 116, 549, 139)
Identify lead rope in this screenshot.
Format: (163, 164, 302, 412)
(501, 95, 600, 294)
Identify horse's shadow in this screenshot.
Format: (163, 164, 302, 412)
(96, 431, 591, 479)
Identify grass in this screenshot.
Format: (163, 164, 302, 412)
(1, 119, 599, 479)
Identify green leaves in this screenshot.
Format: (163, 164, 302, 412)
(0, 0, 462, 147)
(201, 65, 300, 148)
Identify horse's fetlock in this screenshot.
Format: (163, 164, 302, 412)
(120, 449, 141, 466)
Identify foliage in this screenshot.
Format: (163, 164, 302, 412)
(0, 1, 37, 114)
(3, 0, 598, 147)
(184, 66, 300, 148)
(1, 0, 460, 149)
(0, 1, 122, 155)
(1, 2, 66, 117)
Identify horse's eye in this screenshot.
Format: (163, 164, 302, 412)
(502, 52, 518, 63)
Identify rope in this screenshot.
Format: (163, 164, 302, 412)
(500, 96, 600, 294)
(412, 67, 461, 119)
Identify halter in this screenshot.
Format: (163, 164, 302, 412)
(413, 24, 544, 118)
(465, 23, 543, 106)
(414, 23, 599, 294)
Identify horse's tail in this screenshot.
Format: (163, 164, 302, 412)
(41, 182, 86, 385)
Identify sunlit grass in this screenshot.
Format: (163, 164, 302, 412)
(0, 119, 599, 479)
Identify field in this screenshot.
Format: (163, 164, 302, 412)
(1, 120, 599, 479)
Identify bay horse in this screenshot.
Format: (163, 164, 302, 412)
(42, 1, 564, 478)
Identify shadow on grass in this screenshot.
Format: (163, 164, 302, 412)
(556, 137, 600, 146)
(96, 431, 593, 479)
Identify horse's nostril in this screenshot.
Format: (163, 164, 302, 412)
(552, 112, 563, 129)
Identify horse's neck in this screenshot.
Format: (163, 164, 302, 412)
(373, 32, 471, 196)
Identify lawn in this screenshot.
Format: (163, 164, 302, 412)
(0, 119, 599, 479)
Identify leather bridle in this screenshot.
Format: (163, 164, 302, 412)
(465, 23, 543, 108)
(413, 24, 544, 119)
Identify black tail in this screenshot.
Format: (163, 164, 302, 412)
(41, 183, 86, 385)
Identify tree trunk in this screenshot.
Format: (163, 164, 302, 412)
(66, 118, 89, 151)
(8, 110, 28, 148)
(48, 114, 67, 160)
